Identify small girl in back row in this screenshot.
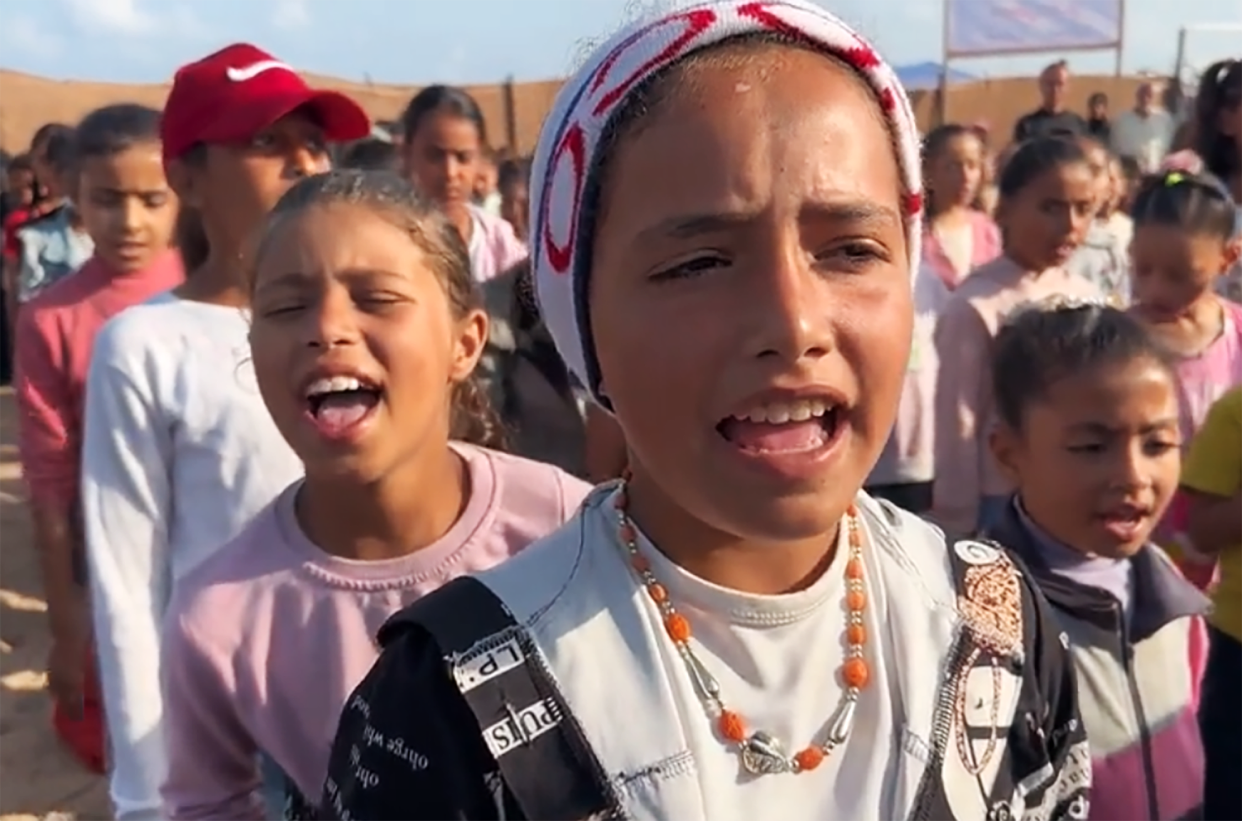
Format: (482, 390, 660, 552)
(1128, 170, 1242, 443)
(159, 170, 589, 818)
(919, 124, 1001, 290)
(1128, 170, 1242, 590)
(933, 136, 1103, 534)
(982, 300, 1207, 821)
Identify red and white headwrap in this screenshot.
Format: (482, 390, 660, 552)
(529, 0, 924, 404)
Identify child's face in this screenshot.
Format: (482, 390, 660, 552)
(6, 168, 34, 206)
(401, 112, 481, 210)
(588, 47, 911, 545)
(31, 147, 62, 201)
(1081, 143, 1111, 216)
(78, 143, 178, 273)
(997, 162, 1094, 269)
(173, 111, 329, 250)
(1105, 159, 1124, 213)
(929, 134, 983, 210)
(249, 202, 486, 480)
(500, 180, 528, 237)
(992, 357, 1180, 559)
(474, 160, 497, 199)
(1129, 224, 1236, 319)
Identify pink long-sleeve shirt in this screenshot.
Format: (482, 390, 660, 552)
(160, 443, 590, 820)
(15, 252, 184, 506)
(466, 204, 527, 282)
(920, 210, 1002, 291)
(931, 256, 1102, 534)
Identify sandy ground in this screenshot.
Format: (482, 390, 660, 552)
(0, 387, 111, 820)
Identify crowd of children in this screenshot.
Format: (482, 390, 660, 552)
(1, 4, 1240, 819)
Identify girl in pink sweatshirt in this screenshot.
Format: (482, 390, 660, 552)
(932, 136, 1103, 535)
(159, 170, 590, 820)
(919, 124, 1002, 291)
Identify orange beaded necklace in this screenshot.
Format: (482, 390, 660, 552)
(612, 482, 871, 776)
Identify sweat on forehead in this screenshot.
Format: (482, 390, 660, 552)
(588, 40, 905, 254)
(528, 0, 924, 406)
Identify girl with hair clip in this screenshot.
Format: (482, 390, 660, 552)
(982, 298, 1208, 821)
(159, 170, 588, 820)
(80, 44, 370, 821)
(397, 85, 526, 282)
(1128, 170, 1242, 591)
(14, 102, 183, 777)
(933, 136, 1103, 536)
(321, 4, 1089, 820)
(919, 124, 1001, 290)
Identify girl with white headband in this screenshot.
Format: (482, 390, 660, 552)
(320, 2, 1090, 819)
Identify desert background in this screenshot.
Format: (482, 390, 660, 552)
(0, 68, 1155, 154)
(0, 63, 1156, 821)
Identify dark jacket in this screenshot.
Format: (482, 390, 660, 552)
(985, 500, 1208, 820)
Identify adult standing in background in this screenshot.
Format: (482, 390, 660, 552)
(1112, 81, 1176, 173)
(1013, 61, 1089, 142)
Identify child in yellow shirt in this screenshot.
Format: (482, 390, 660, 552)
(1180, 386, 1242, 821)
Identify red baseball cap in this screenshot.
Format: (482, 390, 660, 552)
(161, 43, 371, 162)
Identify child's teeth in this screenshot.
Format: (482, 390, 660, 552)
(789, 403, 814, 422)
(735, 400, 831, 424)
(767, 406, 792, 424)
(306, 375, 364, 397)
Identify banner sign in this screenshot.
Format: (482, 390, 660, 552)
(946, 0, 1123, 57)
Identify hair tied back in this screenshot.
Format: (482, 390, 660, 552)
(1002, 294, 1115, 328)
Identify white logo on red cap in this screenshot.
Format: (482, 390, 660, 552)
(226, 60, 294, 82)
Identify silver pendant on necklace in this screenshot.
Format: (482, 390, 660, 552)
(739, 731, 790, 775)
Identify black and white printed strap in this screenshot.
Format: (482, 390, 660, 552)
(410, 576, 621, 820)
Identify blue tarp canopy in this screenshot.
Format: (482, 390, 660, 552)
(894, 61, 980, 91)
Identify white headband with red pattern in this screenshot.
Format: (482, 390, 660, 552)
(530, 0, 924, 403)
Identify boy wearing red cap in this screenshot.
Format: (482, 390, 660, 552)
(79, 44, 369, 821)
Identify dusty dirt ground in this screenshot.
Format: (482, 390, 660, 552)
(0, 387, 110, 820)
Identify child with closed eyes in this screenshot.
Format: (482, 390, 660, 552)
(322, 3, 1090, 820)
(80, 44, 371, 820)
(159, 170, 589, 819)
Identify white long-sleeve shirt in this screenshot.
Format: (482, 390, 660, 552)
(81, 295, 302, 821)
